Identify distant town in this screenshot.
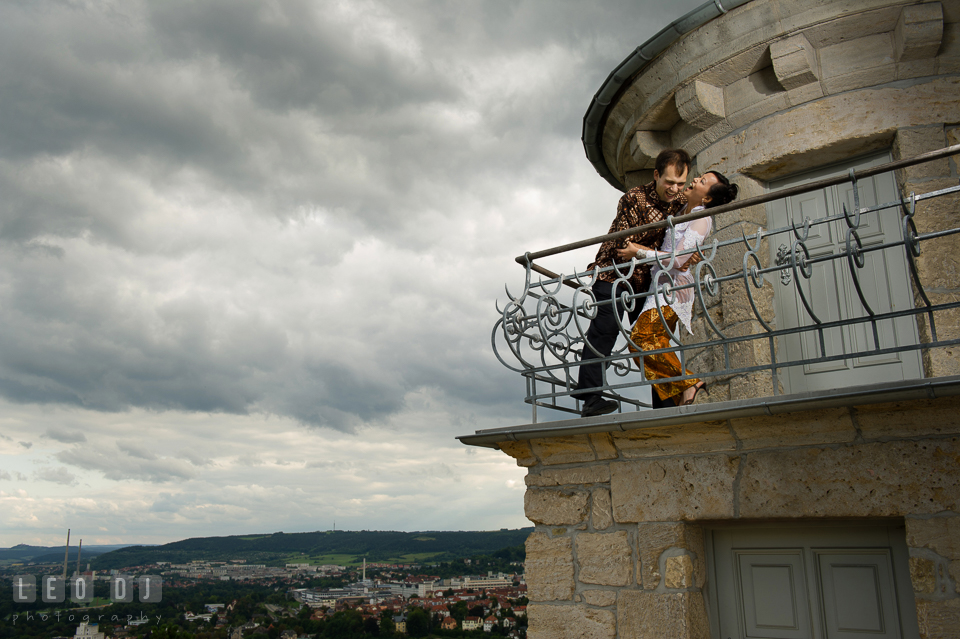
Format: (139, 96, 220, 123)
(2, 550, 528, 639)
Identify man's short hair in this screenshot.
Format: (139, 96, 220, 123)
(655, 149, 692, 176)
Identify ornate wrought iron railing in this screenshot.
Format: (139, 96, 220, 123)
(493, 146, 960, 423)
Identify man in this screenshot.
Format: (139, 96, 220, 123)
(574, 149, 691, 417)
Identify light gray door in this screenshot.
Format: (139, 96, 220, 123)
(709, 523, 919, 639)
(767, 154, 923, 394)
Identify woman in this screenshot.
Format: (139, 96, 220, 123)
(616, 172, 739, 406)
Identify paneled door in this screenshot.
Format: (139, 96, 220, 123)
(709, 523, 919, 639)
(767, 154, 923, 394)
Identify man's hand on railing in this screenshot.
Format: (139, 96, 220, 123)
(615, 241, 651, 262)
(616, 241, 698, 271)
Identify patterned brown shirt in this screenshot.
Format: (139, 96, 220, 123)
(591, 181, 688, 292)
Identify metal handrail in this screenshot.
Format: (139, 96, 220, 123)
(494, 146, 960, 422)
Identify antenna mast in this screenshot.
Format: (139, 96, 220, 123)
(62, 529, 70, 580)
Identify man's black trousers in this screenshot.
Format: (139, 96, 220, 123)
(574, 279, 673, 409)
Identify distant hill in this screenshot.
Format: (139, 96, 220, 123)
(88, 529, 533, 571)
(0, 544, 138, 566)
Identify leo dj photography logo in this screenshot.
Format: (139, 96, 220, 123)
(12, 575, 163, 604)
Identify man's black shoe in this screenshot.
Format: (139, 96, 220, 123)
(581, 396, 618, 418)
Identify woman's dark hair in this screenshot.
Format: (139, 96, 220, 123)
(703, 171, 738, 208)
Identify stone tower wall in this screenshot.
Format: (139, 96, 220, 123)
(497, 394, 960, 638)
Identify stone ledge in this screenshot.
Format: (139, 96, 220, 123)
(464, 376, 960, 449)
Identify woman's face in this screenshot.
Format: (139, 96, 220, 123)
(685, 172, 719, 205)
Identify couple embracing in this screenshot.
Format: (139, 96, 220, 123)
(575, 149, 739, 418)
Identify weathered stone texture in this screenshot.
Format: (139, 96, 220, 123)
(907, 514, 960, 558)
(613, 457, 738, 522)
(530, 436, 597, 465)
(894, 126, 949, 180)
(912, 555, 939, 594)
(700, 78, 960, 180)
(576, 531, 633, 586)
(617, 591, 709, 639)
(636, 523, 706, 590)
(611, 422, 735, 458)
(581, 590, 617, 607)
(592, 488, 613, 531)
(729, 370, 781, 401)
(858, 397, 960, 439)
(526, 465, 611, 488)
(731, 408, 856, 449)
(916, 294, 960, 379)
(527, 604, 616, 639)
(525, 533, 574, 602)
(738, 439, 960, 518)
(498, 441, 537, 467)
(589, 432, 619, 460)
(630, 131, 671, 169)
(895, 2, 945, 61)
(677, 81, 726, 130)
(525, 489, 590, 525)
(771, 33, 819, 89)
(664, 554, 695, 589)
(916, 598, 960, 639)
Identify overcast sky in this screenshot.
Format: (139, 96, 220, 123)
(0, 0, 706, 547)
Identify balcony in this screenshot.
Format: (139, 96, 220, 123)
(484, 146, 960, 429)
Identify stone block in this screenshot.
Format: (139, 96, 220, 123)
(720, 319, 775, 371)
(898, 58, 938, 79)
(530, 436, 596, 465)
(612, 457, 738, 523)
(720, 275, 775, 327)
(730, 370, 781, 401)
(911, 555, 938, 594)
(527, 603, 615, 639)
(498, 441, 537, 467)
(697, 43, 770, 88)
(525, 489, 590, 526)
(725, 65, 783, 114)
(858, 396, 960, 440)
(822, 65, 898, 95)
(592, 488, 613, 531)
(526, 466, 611, 488)
(617, 591, 709, 639)
(624, 170, 655, 191)
(703, 77, 960, 180)
(665, 554, 695, 589)
(915, 598, 960, 639)
(907, 514, 960, 559)
(737, 439, 960, 518)
(894, 126, 949, 180)
(895, 3, 945, 62)
(590, 432, 619, 460)
(725, 92, 790, 132)
(525, 533, 574, 602)
(795, 4, 900, 49)
(676, 81, 726, 130)
(581, 590, 617, 607)
(786, 80, 825, 108)
(611, 422, 735, 458)
(915, 293, 960, 379)
(771, 34, 819, 90)
(939, 22, 960, 75)
(576, 531, 633, 586)
(712, 176, 769, 228)
(820, 33, 895, 80)
(630, 131, 671, 170)
(731, 407, 856, 450)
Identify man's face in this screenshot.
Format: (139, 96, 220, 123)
(653, 163, 689, 202)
